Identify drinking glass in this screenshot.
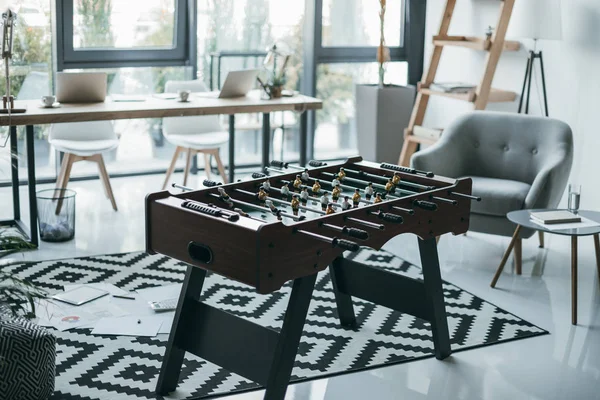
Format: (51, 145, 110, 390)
(568, 184, 581, 213)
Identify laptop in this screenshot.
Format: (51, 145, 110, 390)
(197, 69, 260, 99)
(56, 72, 107, 103)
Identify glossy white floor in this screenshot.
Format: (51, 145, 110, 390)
(2, 173, 599, 400)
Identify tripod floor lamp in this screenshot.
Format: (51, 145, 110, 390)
(508, 0, 562, 117)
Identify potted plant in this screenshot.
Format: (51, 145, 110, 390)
(355, 0, 416, 163)
(261, 44, 291, 99)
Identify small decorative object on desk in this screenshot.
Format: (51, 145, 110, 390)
(261, 43, 291, 98)
(568, 184, 581, 213)
(37, 188, 76, 242)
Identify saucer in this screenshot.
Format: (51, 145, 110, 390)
(40, 102, 61, 109)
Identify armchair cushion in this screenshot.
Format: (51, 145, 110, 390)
(467, 176, 531, 217)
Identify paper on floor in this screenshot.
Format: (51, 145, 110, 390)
(136, 284, 182, 303)
(91, 315, 163, 337)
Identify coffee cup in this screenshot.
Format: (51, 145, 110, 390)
(41, 95, 56, 107)
(177, 90, 191, 102)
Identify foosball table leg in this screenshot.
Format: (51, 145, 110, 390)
(156, 265, 207, 395)
(328, 258, 357, 328)
(155, 265, 318, 400)
(418, 237, 452, 360)
(327, 239, 452, 361)
(263, 273, 318, 400)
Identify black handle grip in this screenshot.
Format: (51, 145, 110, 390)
(413, 200, 438, 211)
(345, 227, 369, 240)
(380, 163, 416, 174)
(334, 238, 360, 252)
(252, 172, 267, 179)
(378, 213, 403, 224)
(270, 160, 288, 168)
(308, 160, 327, 167)
(381, 163, 435, 178)
(203, 179, 221, 187)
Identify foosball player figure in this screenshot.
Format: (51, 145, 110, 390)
(341, 196, 351, 211)
(312, 179, 321, 194)
(234, 207, 249, 217)
(257, 187, 269, 205)
(293, 175, 303, 191)
(326, 203, 335, 215)
(332, 185, 342, 202)
(332, 175, 341, 189)
(266, 199, 279, 216)
(385, 179, 395, 194)
(374, 192, 383, 204)
(364, 182, 374, 200)
(301, 168, 310, 182)
(352, 188, 361, 207)
(320, 191, 330, 211)
(217, 187, 233, 207)
(338, 167, 347, 180)
(290, 194, 300, 216)
(281, 182, 291, 199)
(262, 179, 271, 192)
(392, 172, 401, 186)
(300, 187, 309, 205)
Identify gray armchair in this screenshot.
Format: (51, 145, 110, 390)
(412, 111, 573, 262)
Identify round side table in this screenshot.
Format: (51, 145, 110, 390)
(490, 209, 600, 325)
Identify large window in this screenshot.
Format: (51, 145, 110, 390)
(57, 0, 192, 70)
(303, 0, 424, 160)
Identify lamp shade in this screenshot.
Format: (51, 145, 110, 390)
(507, 0, 563, 41)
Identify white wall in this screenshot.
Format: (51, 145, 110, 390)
(423, 0, 600, 208)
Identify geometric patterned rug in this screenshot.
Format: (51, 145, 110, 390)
(5, 248, 547, 400)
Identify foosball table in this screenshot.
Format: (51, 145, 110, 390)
(145, 156, 479, 399)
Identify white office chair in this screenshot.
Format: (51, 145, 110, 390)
(162, 80, 229, 189)
(49, 121, 119, 211)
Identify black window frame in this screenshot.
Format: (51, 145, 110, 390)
(302, 0, 427, 160)
(56, 0, 196, 71)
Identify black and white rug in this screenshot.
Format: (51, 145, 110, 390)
(5, 249, 547, 400)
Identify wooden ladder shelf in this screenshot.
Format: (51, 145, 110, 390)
(398, 0, 518, 167)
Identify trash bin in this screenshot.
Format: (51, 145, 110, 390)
(37, 189, 76, 242)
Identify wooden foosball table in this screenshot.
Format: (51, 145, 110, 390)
(145, 156, 478, 399)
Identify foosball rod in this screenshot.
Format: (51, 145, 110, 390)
(293, 229, 360, 252)
(207, 193, 303, 222)
(270, 160, 304, 171)
(344, 216, 385, 230)
(449, 191, 482, 201)
(172, 183, 193, 191)
(234, 188, 326, 215)
(275, 177, 373, 205)
(341, 168, 434, 191)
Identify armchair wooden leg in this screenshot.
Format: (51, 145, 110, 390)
(538, 231, 544, 248)
(96, 154, 118, 211)
(203, 153, 212, 180)
(183, 148, 194, 187)
(572, 236, 578, 325)
(514, 238, 522, 275)
(213, 149, 228, 184)
(162, 146, 182, 190)
(594, 234, 600, 287)
(491, 225, 522, 288)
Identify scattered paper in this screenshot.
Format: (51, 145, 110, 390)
(530, 216, 600, 231)
(63, 283, 129, 297)
(92, 315, 163, 337)
(136, 284, 182, 303)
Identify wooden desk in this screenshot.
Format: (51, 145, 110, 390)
(2, 92, 322, 246)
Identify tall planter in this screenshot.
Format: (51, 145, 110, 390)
(0, 317, 56, 400)
(355, 84, 415, 164)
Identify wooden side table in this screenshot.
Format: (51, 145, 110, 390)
(490, 209, 600, 325)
